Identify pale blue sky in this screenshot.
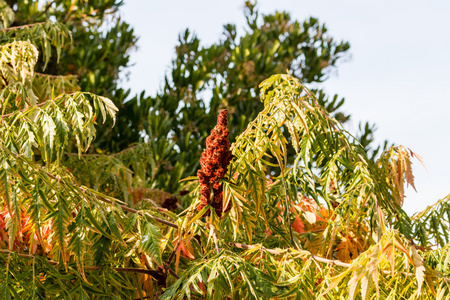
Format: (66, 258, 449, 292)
(120, 0, 450, 215)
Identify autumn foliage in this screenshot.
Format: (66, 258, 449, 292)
(2, 1, 450, 296)
(0, 208, 53, 254)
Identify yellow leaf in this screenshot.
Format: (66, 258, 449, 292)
(368, 245, 380, 298)
(303, 211, 317, 224)
(335, 237, 359, 263)
(360, 274, 369, 300)
(409, 148, 428, 173)
(348, 271, 359, 300)
(411, 246, 425, 294)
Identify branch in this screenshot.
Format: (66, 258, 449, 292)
(85, 266, 162, 277)
(229, 242, 450, 280)
(280, 170, 296, 249)
(412, 194, 449, 221)
(92, 191, 178, 229)
(228, 242, 351, 268)
(0, 22, 46, 32)
(46, 169, 178, 228)
(35, 1, 56, 19)
(3, 147, 178, 229)
(164, 264, 180, 280)
(0, 249, 176, 279)
(210, 224, 220, 254)
(66, 145, 138, 157)
(0, 91, 86, 119)
(0, 249, 58, 265)
(35, 72, 78, 79)
(0, 99, 49, 119)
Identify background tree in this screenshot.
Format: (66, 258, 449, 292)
(7, 0, 385, 201)
(135, 1, 386, 195)
(8, 0, 144, 152)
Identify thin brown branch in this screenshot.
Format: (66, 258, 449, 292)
(0, 249, 178, 279)
(84, 266, 162, 277)
(0, 22, 46, 32)
(280, 170, 296, 249)
(412, 195, 449, 220)
(166, 243, 180, 266)
(35, 1, 56, 19)
(35, 72, 78, 79)
(3, 147, 178, 229)
(164, 264, 180, 280)
(230, 242, 450, 279)
(92, 192, 178, 229)
(1, 91, 95, 120)
(228, 242, 351, 268)
(0, 100, 49, 119)
(0, 249, 58, 265)
(210, 224, 220, 254)
(66, 145, 138, 157)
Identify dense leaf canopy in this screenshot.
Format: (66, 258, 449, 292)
(0, 1, 449, 299)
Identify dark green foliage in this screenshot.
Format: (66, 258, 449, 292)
(10, 0, 141, 152)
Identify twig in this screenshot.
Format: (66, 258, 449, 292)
(155, 290, 162, 300)
(35, 1, 56, 19)
(84, 266, 162, 277)
(411, 195, 449, 220)
(280, 170, 296, 249)
(66, 145, 138, 157)
(228, 242, 351, 268)
(210, 224, 220, 254)
(230, 242, 450, 278)
(0, 249, 58, 265)
(35, 72, 78, 79)
(165, 264, 180, 280)
(0, 22, 46, 32)
(90, 191, 178, 229)
(166, 243, 180, 266)
(0, 249, 174, 277)
(0, 100, 49, 119)
(3, 147, 178, 229)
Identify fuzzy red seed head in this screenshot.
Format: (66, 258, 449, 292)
(196, 110, 232, 216)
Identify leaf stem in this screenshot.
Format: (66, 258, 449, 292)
(280, 170, 296, 249)
(0, 22, 46, 32)
(210, 224, 220, 254)
(0, 249, 176, 278)
(228, 242, 351, 268)
(3, 147, 179, 229)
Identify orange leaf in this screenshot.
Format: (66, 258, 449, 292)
(198, 280, 207, 293)
(179, 241, 196, 260)
(335, 237, 359, 263)
(292, 216, 305, 234)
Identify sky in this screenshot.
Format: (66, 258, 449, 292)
(120, 0, 450, 215)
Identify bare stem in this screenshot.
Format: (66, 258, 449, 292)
(0, 100, 49, 119)
(0, 22, 46, 32)
(280, 170, 296, 249)
(0, 249, 176, 278)
(3, 146, 178, 229)
(228, 242, 351, 268)
(210, 224, 220, 254)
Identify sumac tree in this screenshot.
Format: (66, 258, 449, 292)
(1, 1, 449, 300)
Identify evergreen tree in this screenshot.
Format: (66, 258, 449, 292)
(9, 0, 142, 152)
